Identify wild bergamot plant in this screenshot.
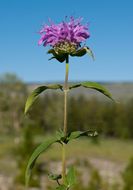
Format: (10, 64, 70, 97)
(24, 16, 114, 190)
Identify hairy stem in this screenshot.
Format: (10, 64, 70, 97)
(62, 55, 69, 182)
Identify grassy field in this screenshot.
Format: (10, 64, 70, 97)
(0, 136, 133, 163)
(0, 135, 133, 189)
(40, 137, 133, 163)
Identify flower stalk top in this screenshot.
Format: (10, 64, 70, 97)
(38, 17, 94, 62)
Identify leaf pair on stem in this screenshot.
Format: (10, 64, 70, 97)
(25, 81, 114, 114)
(25, 129, 98, 188)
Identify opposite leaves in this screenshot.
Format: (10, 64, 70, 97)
(25, 82, 114, 115)
(48, 46, 94, 63)
(25, 130, 97, 187)
(55, 129, 98, 144)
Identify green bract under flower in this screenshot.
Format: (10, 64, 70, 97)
(48, 46, 95, 63)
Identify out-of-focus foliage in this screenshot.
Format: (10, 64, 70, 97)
(14, 123, 42, 188)
(122, 157, 133, 190)
(88, 169, 102, 190)
(0, 73, 27, 134)
(0, 73, 133, 139)
(0, 73, 133, 190)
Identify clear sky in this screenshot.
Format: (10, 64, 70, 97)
(0, 0, 133, 82)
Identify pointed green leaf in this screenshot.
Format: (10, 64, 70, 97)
(69, 81, 114, 101)
(65, 167, 76, 187)
(70, 46, 94, 60)
(69, 84, 81, 90)
(67, 131, 82, 141)
(25, 84, 63, 114)
(80, 130, 98, 137)
(56, 185, 67, 190)
(84, 47, 95, 60)
(48, 49, 67, 63)
(25, 137, 57, 187)
(67, 130, 98, 141)
(81, 81, 114, 101)
(48, 56, 56, 61)
(70, 47, 87, 57)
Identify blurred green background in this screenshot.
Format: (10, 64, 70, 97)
(0, 73, 133, 190)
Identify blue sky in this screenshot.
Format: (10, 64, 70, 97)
(0, 0, 133, 82)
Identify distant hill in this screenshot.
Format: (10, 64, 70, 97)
(28, 82, 133, 101)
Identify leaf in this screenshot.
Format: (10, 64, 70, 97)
(67, 131, 83, 141)
(80, 130, 98, 137)
(48, 49, 67, 63)
(25, 137, 57, 187)
(56, 185, 67, 190)
(55, 130, 98, 144)
(65, 167, 76, 187)
(69, 83, 81, 90)
(81, 81, 114, 101)
(56, 129, 65, 141)
(25, 84, 63, 114)
(67, 130, 98, 141)
(69, 81, 114, 101)
(56, 129, 69, 144)
(48, 174, 62, 181)
(70, 46, 94, 60)
(70, 47, 87, 57)
(84, 47, 95, 60)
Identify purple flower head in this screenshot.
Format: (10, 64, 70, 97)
(38, 17, 90, 55)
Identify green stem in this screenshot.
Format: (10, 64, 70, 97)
(62, 55, 69, 183)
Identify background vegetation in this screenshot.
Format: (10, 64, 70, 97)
(0, 73, 133, 190)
